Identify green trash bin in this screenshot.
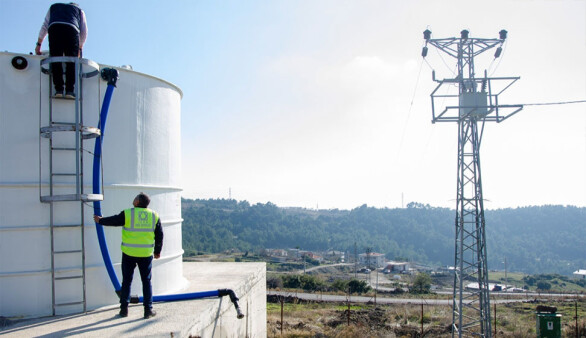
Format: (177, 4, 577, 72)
(536, 311, 561, 338)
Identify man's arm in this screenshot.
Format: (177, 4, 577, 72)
(154, 219, 163, 259)
(79, 9, 87, 49)
(36, 9, 51, 55)
(93, 211, 125, 226)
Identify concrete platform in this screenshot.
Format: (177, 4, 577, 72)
(0, 262, 267, 337)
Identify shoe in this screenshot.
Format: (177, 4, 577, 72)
(119, 308, 128, 317)
(144, 310, 156, 319)
(65, 91, 75, 99)
(54, 90, 64, 98)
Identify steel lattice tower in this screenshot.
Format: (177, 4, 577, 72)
(422, 29, 523, 337)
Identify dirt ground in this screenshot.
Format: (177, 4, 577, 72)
(267, 296, 452, 338)
(266, 296, 586, 338)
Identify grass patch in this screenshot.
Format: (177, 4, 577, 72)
(267, 297, 586, 337)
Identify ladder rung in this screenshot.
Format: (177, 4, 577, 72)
(52, 96, 78, 101)
(41, 194, 103, 202)
(54, 250, 82, 254)
(55, 275, 83, 281)
(52, 147, 77, 151)
(55, 301, 85, 307)
(53, 224, 82, 229)
(52, 173, 77, 176)
(51, 122, 76, 126)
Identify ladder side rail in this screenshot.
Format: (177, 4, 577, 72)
(48, 65, 57, 316)
(40, 56, 94, 315)
(76, 59, 87, 312)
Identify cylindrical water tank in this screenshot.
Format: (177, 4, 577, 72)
(0, 52, 185, 318)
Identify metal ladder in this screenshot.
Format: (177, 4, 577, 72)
(39, 56, 102, 315)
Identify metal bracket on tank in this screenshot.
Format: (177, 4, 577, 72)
(40, 56, 100, 78)
(40, 125, 101, 139)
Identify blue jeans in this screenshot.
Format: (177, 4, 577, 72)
(120, 253, 153, 310)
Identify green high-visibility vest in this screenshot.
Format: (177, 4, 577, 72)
(121, 208, 159, 257)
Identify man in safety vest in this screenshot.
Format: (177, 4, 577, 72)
(94, 192, 163, 319)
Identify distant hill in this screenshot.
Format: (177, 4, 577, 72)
(181, 198, 586, 275)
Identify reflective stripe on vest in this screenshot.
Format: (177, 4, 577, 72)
(121, 208, 158, 257)
(122, 243, 155, 248)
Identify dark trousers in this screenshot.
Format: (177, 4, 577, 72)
(120, 253, 153, 310)
(48, 24, 79, 92)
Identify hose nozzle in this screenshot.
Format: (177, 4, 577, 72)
(218, 289, 245, 319)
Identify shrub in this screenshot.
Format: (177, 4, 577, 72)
(281, 274, 326, 291)
(536, 281, 551, 290)
(267, 276, 283, 289)
(331, 279, 349, 292)
(348, 279, 370, 294)
(411, 272, 432, 294)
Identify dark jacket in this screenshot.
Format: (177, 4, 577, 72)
(49, 3, 83, 31)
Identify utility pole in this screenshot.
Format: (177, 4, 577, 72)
(422, 29, 523, 338)
(504, 257, 508, 291)
(366, 247, 372, 270)
(366, 247, 373, 285)
(354, 242, 357, 278)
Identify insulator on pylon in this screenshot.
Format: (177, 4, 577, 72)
(422, 47, 428, 58)
(499, 29, 508, 40)
(423, 29, 432, 41)
(494, 47, 502, 58)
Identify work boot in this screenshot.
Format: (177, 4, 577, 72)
(119, 307, 128, 318)
(65, 91, 75, 99)
(144, 309, 156, 319)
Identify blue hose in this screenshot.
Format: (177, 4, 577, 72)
(92, 77, 121, 292)
(91, 69, 243, 319)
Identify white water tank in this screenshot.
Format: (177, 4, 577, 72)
(0, 51, 185, 318)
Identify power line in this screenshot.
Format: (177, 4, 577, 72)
(521, 100, 586, 106)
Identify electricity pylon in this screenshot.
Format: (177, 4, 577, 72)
(422, 29, 523, 337)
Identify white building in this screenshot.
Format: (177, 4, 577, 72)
(573, 269, 586, 279)
(383, 261, 410, 273)
(359, 252, 386, 268)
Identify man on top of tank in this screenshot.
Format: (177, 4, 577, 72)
(35, 2, 88, 99)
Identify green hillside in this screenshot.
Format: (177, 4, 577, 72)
(181, 198, 586, 276)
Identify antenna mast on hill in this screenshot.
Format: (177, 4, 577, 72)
(422, 29, 523, 338)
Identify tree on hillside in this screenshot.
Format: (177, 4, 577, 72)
(348, 279, 370, 294)
(536, 281, 552, 291)
(411, 272, 432, 294)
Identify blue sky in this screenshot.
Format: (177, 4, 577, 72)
(1, 0, 585, 210)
